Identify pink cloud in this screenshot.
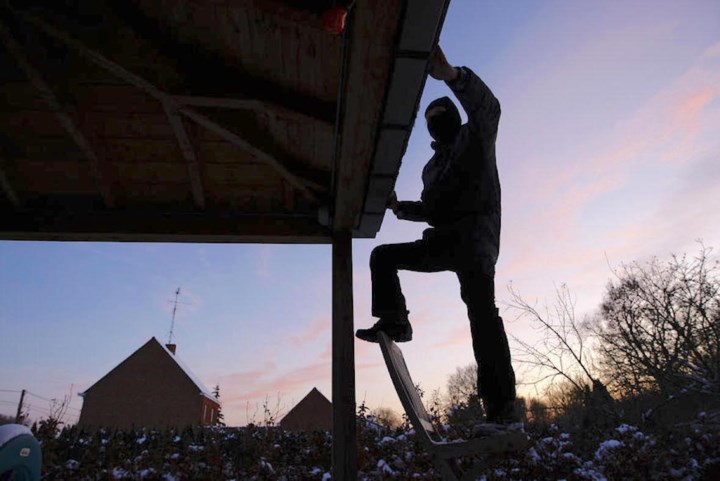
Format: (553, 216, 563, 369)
(521, 41, 720, 210)
(703, 42, 720, 59)
(499, 46, 720, 286)
(674, 87, 717, 129)
(431, 325, 470, 349)
(286, 316, 330, 346)
(357, 361, 384, 371)
(525, 171, 627, 243)
(216, 361, 278, 387)
(221, 360, 329, 406)
(318, 343, 332, 361)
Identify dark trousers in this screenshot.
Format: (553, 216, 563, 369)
(370, 238, 516, 415)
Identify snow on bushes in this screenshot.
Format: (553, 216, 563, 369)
(29, 410, 720, 480)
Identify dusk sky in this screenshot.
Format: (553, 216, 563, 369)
(1, 0, 719, 426)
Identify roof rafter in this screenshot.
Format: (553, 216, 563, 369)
(0, 18, 114, 208)
(16, 10, 322, 203)
(162, 100, 205, 210)
(173, 95, 331, 127)
(0, 158, 21, 208)
(113, 0, 336, 126)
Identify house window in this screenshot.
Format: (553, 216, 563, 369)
(210, 408, 215, 424)
(203, 404, 208, 424)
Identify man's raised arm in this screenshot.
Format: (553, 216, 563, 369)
(429, 46, 501, 143)
(447, 67, 501, 142)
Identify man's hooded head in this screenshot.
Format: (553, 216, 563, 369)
(425, 97, 461, 144)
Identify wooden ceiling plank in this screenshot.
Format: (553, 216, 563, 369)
(221, 0, 324, 28)
(227, 6, 255, 68)
(0, 19, 114, 208)
(18, 11, 321, 204)
(162, 100, 205, 209)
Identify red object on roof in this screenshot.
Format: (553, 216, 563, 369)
(323, 7, 347, 35)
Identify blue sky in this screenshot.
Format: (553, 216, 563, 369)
(2, 0, 719, 426)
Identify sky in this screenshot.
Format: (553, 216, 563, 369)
(1, 0, 719, 427)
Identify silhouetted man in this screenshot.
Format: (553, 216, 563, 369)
(356, 47, 517, 425)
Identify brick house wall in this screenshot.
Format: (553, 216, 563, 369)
(78, 338, 219, 429)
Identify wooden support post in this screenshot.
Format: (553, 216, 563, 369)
(15, 389, 26, 423)
(163, 100, 205, 209)
(332, 231, 357, 479)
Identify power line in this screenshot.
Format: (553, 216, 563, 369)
(0, 389, 21, 394)
(25, 391, 53, 402)
(24, 408, 51, 416)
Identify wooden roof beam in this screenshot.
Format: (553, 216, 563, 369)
(173, 95, 332, 127)
(17, 11, 321, 204)
(178, 108, 325, 195)
(0, 160, 21, 208)
(162, 101, 205, 210)
(0, 208, 330, 243)
(0, 18, 114, 208)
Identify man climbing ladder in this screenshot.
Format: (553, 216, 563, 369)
(356, 46, 518, 427)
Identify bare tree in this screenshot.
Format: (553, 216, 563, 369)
(245, 393, 285, 427)
(443, 363, 485, 429)
(526, 397, 551, 426)
(370, 407, 401, 429)
(507, 283, 615, 425)
(593, 245, 720, 398)
(508, 283, 602, 393)
(446, 363, 478, 406)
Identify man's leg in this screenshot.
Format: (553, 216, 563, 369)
(358, 239, 455, 342)
(457, 268, 516, 422)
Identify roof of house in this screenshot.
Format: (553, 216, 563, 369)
(158, 340, 218, 404)
(280, 387, 331, 422)
(0, 0, 450, 242)
(80, 337, 219, 405)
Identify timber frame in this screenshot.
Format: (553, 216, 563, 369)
(0, 1, 450, 478)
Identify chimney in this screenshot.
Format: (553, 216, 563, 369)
(166, 343, 176, 355)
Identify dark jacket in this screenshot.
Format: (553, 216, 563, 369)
(396, 67, 502, 272)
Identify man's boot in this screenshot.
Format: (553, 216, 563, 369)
(355, 312, 412, 343)
(473, 399, 523, 438)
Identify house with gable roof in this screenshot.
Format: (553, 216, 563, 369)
(78, 337, 220, 429)
(279, 387, 332, 432)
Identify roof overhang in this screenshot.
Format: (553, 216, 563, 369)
(354, 0, 450, 237)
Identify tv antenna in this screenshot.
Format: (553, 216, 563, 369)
(168, 287, 190, 344)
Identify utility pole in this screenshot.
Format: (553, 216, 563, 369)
(15, 389, 26, 423)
